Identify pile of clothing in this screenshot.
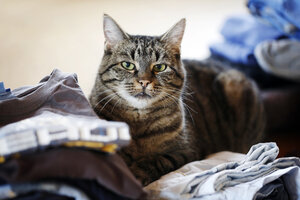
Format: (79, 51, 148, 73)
(0, 69, 147, 200)
(209, 0, 300, 89)
(145, 142, 300, 200)
(1, 70, 300, 200)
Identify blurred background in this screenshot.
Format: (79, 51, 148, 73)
(0, 0, 299, 157)
(0, 0, 246, 95)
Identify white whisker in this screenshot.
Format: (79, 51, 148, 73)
(99, 94, 117, 113)
(93, 92, 116, 109)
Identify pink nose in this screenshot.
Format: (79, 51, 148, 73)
(139, 80, 151, 88)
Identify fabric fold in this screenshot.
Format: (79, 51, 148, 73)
(145, 143, 300, 200)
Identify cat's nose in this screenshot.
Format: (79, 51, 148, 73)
(139, 80, 151, 88)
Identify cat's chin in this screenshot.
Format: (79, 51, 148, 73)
(128, 97, 152, 109)
(118, 90, 154, 109)
(134, 92, 152, 99)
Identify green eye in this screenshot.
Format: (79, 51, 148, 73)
(153, 64, 167, 72)
(121, 61, 135, 70)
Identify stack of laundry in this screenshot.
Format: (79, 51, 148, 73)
(0, 69, 146, 200)
(209, 0, 300, 89)
(145, 142, 300, 200)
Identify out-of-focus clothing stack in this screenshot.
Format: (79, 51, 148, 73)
(208, 0, 300, 157)
(210, 0, 300, 89)
(0, 69, 146, 200)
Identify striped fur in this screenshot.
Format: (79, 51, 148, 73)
(89, 15, 265, 185)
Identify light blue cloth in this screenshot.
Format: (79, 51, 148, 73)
(182, 142, 300, 200)
(248, 0, 300, 39)
(0, 82, 5, 94)
(209, 15, 285, 66)
(0, 82, 12, 100)
(210, 41, 257, 66)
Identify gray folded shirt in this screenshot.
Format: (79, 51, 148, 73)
(254, 39, 300, 81)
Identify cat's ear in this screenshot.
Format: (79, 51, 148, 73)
(103, 14, 129, 49)
(160, 18, 186, 50)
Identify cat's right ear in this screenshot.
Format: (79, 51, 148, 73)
(103, 14, 129, 50)
(160, 18, 186, 51)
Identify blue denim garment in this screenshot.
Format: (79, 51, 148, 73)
(248, 0, 300, 39)
(0, 82, 13, 100)
(209, 41, 258, 66)
(209, 15, 285, 66)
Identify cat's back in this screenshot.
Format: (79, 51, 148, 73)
(182, 59, 265, 157)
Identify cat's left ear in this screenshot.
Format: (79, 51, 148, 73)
(160, 18, 186, 50)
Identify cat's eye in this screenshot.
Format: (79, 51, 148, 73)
(121, 61, 135, 70)
(153, 64, 167, 72)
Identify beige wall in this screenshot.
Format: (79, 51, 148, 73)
(0, 0, 246, 96)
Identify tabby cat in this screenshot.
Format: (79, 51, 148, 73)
(89, 14, 265, 186)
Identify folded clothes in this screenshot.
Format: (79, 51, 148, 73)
(0, 148, 146, 199)
(145, 151, 246, 199)
(0, 82, 12, 101)
(2, 190, 76, 200)
(0, 179, 136, 200)
(209, 15, 285, 66)
(145, 143, 300, 200)
(0, 69, 95, 127)
(219, 15, 284, 47)
(254, 39, 300, 81)
(0, 69, 130, 160)
(209, 41, 258, 66)
(254, 178, 289, 200)
(0, 182, 89, 200)
(0, 111, 130, 158)
(0, 69, 146, 199)
(248, 0, 300, 39)
(183, 143, 300, 199)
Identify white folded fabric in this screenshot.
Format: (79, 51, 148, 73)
(0, 111, 130, 157)
(145, 142, 300, 200)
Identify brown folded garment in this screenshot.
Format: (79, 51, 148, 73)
(0, 148, 147, 199)
(0, 69, 97, 127)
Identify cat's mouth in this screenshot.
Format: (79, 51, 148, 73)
(134, 92, 152, 99)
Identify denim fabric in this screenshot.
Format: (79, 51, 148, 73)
(0, 82, 13, 100)
(209, 15, 284, 66)
(248, 0, 300, 39)
(209, 41, 258, 66)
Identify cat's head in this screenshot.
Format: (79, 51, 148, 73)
(98, 14, 186, 109)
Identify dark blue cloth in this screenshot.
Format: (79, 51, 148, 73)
(248, 0, 300, 39)
(209, 15, 285, 66)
